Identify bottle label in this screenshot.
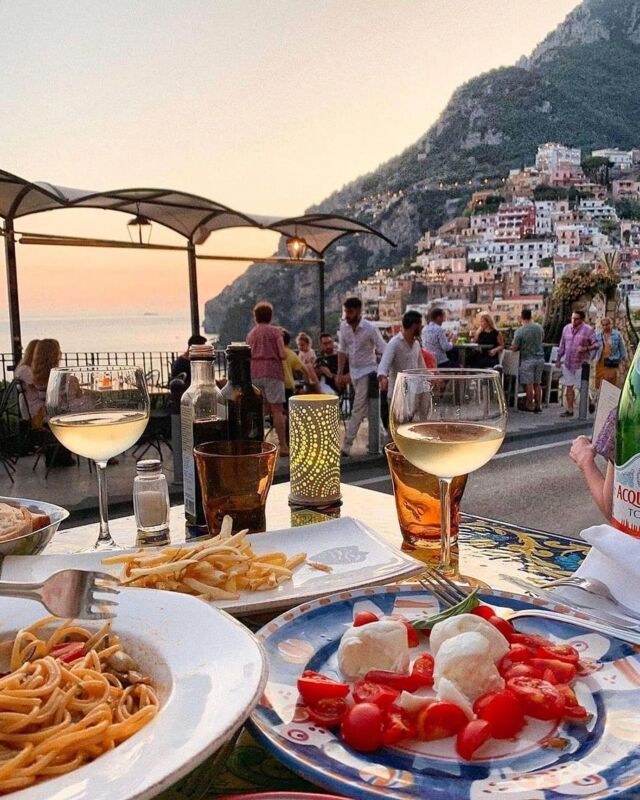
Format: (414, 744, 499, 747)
(612, 454, 640, 537)
(181, 405, 195, 516)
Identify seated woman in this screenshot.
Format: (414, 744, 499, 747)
(14, 339, 40, 421)
(31, 339, 75, 467)
(472, 314, 504, 368)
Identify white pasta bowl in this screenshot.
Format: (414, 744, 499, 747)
(4, 587, 267, 800)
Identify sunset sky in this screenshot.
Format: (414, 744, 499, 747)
(1, 0, 579, 320)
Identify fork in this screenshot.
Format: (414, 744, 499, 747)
(417, 567, 640, 645)
(536, 575, 640, 620)
(0, 570, 119, 620)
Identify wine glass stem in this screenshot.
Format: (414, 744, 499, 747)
(95, 460, 113, 545)
(438, 477, 453, 573)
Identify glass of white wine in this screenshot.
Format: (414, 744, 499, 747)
(390, 368, 506, 575)
(46, 366, 150, 549)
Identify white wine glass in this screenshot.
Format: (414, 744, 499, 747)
(390, 368, 506, 575)
(46, 366, 150, 549)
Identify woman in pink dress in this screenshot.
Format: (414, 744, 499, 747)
(247, 301, 289, 455)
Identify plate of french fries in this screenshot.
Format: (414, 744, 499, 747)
(0, 516, 424, 616)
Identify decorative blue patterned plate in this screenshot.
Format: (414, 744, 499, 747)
(249, 584, 640, 800)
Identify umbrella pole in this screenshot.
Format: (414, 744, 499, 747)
(187, 240, 200, 337)
(4, 218, 22, 365)
(318, 258, 325, 333)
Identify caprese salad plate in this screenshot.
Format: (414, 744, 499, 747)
(249, 583, 640, 800)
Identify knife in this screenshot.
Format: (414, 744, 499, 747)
(499, 574, 640, 633)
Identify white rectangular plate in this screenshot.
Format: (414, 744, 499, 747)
(0, 517, 424, 616)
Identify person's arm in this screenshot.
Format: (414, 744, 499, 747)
(493, 332, 505, 355)
(439, 327, 453, 352)
(276, 332, 287, 361)
(377, 340, 394, 386)
(374, 328, 386, 357)
(618, 332, 628, 363)
(570, 435, 612, 520)
(556, 330, 565, 366)
(511, 329, 520, 352)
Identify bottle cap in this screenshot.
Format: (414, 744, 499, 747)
(189, 343, 214, 360)
(136, 459, 162, 473)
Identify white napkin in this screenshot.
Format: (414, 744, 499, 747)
(560, 523, 640, 616)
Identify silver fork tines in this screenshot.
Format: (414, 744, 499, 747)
(420, 567, 469, 606)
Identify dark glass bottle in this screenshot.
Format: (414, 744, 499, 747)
(180, 344, 228, 535)
(221, 343, 265, 441)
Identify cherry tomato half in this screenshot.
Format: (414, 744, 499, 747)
(536, 643, 580, 665)
(365, 669, 418, 692)
(502, 663, 542, 681)
(306, 697, 349, 728)
(415, 702, 468, 741)
(529, 658, 577, 684)
(381, 706, 416, 746)
(498, 644, 534, 674)
(352, 680, 399, 709)
(473, 689, 525, 739)
(509, 632, 553, 649)
(470, 604, 496, 621)
(456, 719, 492, 761)
(353, 611, 379, 627)
(297, 671, 350, 706)
(340, 702, 383, 752)
(410, 653, 435, 688)
(506, 676, 564, 721)
(389, 615, 420, 648)
(488, 615, 514, 640)
(556, 684, 591, 723)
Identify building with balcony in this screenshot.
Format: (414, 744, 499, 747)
(592, 148, 633, 170)
(535, 143, 581, 172)
(612, 179, 640, 201)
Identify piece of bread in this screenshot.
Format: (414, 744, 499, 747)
(0, 503, 32, 542)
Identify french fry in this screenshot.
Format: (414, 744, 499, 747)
(307, 560, 333, 573)
(104, 516, 306, 603)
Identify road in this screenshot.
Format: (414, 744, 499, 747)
(342, 430, 605, 539)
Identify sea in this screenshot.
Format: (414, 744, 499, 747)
(0, 312, 210, 355)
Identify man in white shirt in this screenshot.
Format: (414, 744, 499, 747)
(377, 310, 425, 400)
(337, 296, 386, 457)
(422, 307, 458, 367)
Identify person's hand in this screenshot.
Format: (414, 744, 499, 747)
(318, 366, 331, 378)
(489, 347, 498, 356)
(378, 375, 389, 393)
(335, 374, 344, 390)
(555, 359, 561, 369)
(570, 436, 596, 471)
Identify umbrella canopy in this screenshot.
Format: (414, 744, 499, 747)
(194, 211, 396, 254)
(0, 169, 258, 239)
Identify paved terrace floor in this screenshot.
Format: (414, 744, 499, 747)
(2, 404, 592, 525)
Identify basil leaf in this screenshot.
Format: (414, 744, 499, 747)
(412, 589, 480, 630)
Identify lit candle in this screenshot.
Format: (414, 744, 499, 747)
(289, 395, 341, 507)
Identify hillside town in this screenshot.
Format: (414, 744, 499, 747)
(347, 142, 640, 334)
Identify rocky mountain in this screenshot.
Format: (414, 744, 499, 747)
(205, 0, 640, 344)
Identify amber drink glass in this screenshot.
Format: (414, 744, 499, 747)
(193, 441, 277, 535)
(385, 443, 467, 561)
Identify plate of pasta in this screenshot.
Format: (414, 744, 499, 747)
(0, 588, 267, 800)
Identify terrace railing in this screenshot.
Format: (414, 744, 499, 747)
(0, 350, 228, 387)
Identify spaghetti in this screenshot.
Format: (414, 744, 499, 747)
(0, 617, 159, 794)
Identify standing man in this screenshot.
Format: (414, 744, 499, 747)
(422, 308, 458, 367)
(556, 309, 597, 418)
(511, 308, 545, 413)
(337, 297, 386, 457)
(377, 310, 425, 399)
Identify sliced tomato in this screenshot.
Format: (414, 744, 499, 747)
(297, 671, 350, 706)
(415, 702, 468, 741)
(306, 697, 348, 728)
(542, 668, 558, 685)
(470, 604, 496, 620)
(410, 653, 435, 688)
(556, 684, 591, 723)
(488, 615, 514, 640)
(381, 706, 416, 746)
(352, 680, 399, 709)
(473, 689, 525, 739)
(506, 676, 564, 721)
(353, 611, 379, 627)
(509, 632, 553, 649)
(456, 719, 492, 760)
(502, 663, 542, 681)
(365, 669, 418, 692)
(529, 658, 577, 684)
(340, 702, 383, 752)
(536, 644, 579, 665)
(498, 644, 533, 674)
(389, 615, 420, 647)
(50, 642, 85, 663)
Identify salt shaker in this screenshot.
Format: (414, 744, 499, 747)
(133, 459, 170, 546)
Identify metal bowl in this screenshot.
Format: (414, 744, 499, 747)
(0, 496, 69, 557)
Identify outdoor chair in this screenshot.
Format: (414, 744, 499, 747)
(500, 350, 526, 408)
(145, 369, 161, 388)
(0, 379, 20, 482)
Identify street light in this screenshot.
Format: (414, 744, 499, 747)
(286, 235, 308, 260)
(127, 214, 152, 245)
